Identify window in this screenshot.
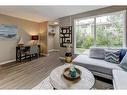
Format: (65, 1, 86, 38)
(74, 11, 126, 54)
(74, 18, 94, 54)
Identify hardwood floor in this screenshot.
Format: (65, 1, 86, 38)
(0, 51, 64, 89)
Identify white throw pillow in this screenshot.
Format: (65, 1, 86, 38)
(89, 47, 105, 59)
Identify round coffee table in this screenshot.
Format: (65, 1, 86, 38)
(49, 64, 95, 89)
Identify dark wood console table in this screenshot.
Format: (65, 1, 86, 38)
(16, 45, 40, 62)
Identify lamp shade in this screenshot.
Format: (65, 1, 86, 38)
(31, 35, 38, 40)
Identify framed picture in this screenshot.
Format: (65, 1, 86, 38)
(0, 24, 18, 39)
(60, 26, 72, 47)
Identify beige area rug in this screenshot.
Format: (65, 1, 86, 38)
(32, 77, 53, 90)
(32, 76, 113, 90)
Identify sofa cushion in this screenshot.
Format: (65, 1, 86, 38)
(72, 54, 123, 75)
(113, 69, 127, 89)
(104, 49, 120, 64)
(119, 52, 127, 71)
(89, 47, 105, 59)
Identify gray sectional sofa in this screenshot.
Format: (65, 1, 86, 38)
(72, 48, 127, 89)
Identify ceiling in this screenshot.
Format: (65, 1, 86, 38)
(0, 6, 107, 22)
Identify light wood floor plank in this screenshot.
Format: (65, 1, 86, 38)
(0, 52, 64, 89)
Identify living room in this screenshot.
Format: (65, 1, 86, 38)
(0, 5, 127, 90)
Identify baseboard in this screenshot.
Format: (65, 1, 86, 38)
(0, 59, 16, 65)
(41, 53, 49, 56)
(48, 49, 54, 52)
(53, 49, 60, 52)
(48, 49, 60, 53)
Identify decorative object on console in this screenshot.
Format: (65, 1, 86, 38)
(60, 26, 72, 47)
(31, 35, 38, 40)
(31, 35, 39, 45)
(18, 37, 24, 46)
(104, 49, 120, 64)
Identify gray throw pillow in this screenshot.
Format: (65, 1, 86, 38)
(89, 47, 105, 59)
(119, 52, 127, 71)
(105, 49, 120, 64)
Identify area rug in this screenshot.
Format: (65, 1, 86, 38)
(32, 76, 113, 90)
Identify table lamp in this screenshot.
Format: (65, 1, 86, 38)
(18, 37, 24, 46)
(31, 35, 38, 45)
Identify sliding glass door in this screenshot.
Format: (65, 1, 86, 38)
(74, 18, 94, 54)
(74, 11, 125, 54)
(96, 13, 124, 47)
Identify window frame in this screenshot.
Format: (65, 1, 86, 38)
(74, 10, 126, 54)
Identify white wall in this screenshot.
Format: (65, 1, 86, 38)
(48, 34, 55, 51)
(54, 26, 60, 50)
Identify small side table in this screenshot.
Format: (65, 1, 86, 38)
(49, 64, 95, 89)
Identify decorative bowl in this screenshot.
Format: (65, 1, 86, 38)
(63, 67, 81, 81)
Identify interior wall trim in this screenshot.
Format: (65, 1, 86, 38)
(48, 49, 60, 53)
(0, 59, 16, 65)
(42, 53, 50, 56)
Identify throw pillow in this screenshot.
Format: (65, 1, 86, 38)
(119, 52, 127, 71)
(89, 47, 105, 59)
(104, 49, 120, 64)
(120, 49, 127, 62)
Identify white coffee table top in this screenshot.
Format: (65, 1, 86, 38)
(49, 64, 95, 89)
